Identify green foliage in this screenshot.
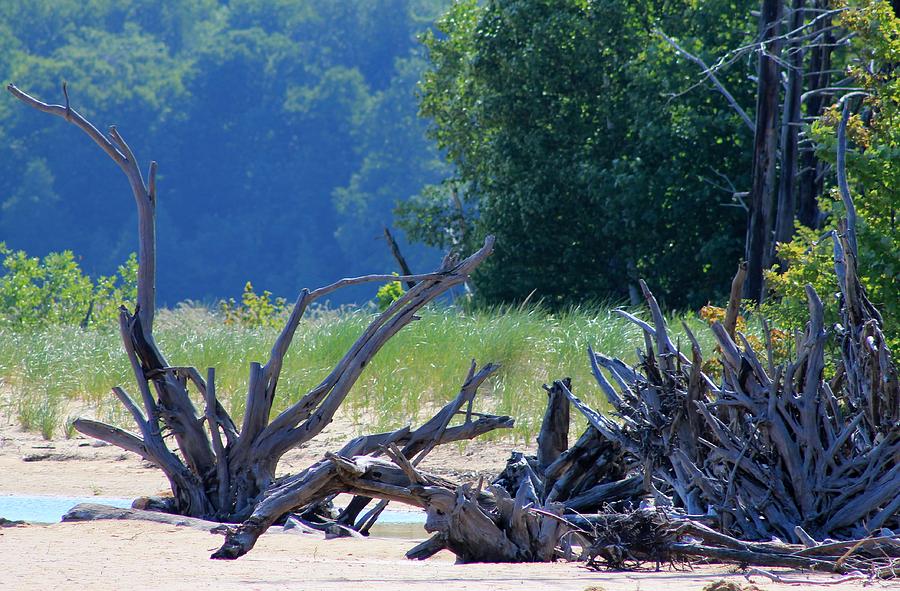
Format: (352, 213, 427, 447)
(407, 0, 755, 309)
(220, 281, 288, 328)
(396, 179, 471, 253)
(767, 0, 898, 345)
(375, 276, 405, 311)
(764, 223, 842, 330)
(0, 244, 136, 329)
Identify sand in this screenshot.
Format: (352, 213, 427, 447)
(0, 416, 889, 590)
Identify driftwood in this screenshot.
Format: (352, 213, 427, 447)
(211, 441, 899, 578)
(568, 98, 899, 542)
(571, 235, 897, 543)
(215, 207, 897, 568)
(566, 103, 897, 545)
(266, 361, 513, 537)
(491, 382, 640, 515)
(578, 252, 898, 542)
(62, 503, 225, 532)
(213, 445, 571, 563)
(212, 379, 634, 563)
(7, 83, 509, 524)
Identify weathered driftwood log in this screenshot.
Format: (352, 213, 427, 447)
(490, 378, 641, 518)
(62, 503, 225, 532)
(576, 237, 898, 541)
(7, 83, 505, 523)
(213, 442, 570, 563)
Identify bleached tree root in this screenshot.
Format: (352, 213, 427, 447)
(7, 82, 503, 523)
(558, 92, 899, 549)
(575, 233, 898, 542)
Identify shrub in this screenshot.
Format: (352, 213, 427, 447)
(220, 281, 289, 328)
(375, 276, 405, 311)
(0, 244, 136, 329)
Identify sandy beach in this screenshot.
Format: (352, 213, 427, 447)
(0, 416, 888, 591)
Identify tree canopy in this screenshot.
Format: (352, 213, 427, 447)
(2, 0, 895, 316)
(402, 0, 758, 309)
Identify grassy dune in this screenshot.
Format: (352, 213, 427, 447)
(0, 304, 714, 441)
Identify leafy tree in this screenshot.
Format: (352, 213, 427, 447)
(406, 0, 756, 308)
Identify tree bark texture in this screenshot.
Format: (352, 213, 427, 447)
(744, 0, 784, 301)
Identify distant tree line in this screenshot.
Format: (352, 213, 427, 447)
(0, 0, 449, 305)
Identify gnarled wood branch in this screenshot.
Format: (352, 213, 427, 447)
(7, 82, 503, 524)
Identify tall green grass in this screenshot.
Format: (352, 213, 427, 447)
(0, 304, 714, 441)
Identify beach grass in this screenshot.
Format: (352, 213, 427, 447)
(0, 303, 715, 441)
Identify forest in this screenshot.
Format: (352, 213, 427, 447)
(0, 0, 450, 306)
(2, 0, 893, 319)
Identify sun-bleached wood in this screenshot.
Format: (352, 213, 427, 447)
(8, 83, 505, 523)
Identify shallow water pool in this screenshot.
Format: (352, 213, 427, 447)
(0, 495, 133, 523)
(0, 494, 427, 537)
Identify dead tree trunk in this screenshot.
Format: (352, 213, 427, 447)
(797, 0, 835, 229)
(743, 0, 784, 302)
(773, 0, 806, 251)
(7, 83, 506, 522)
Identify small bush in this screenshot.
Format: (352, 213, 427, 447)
(375, 277, 405, 311)
(220, 281, 289, 328)
(699, 304, 790, 373)
(0, 244, 136, 329)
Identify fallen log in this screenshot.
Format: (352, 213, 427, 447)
(62, 503, 224, 532)
(212, 446, 571, 563)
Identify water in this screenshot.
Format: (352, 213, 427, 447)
(0, 494, 427, 537)
(0, 495, 133, 524)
